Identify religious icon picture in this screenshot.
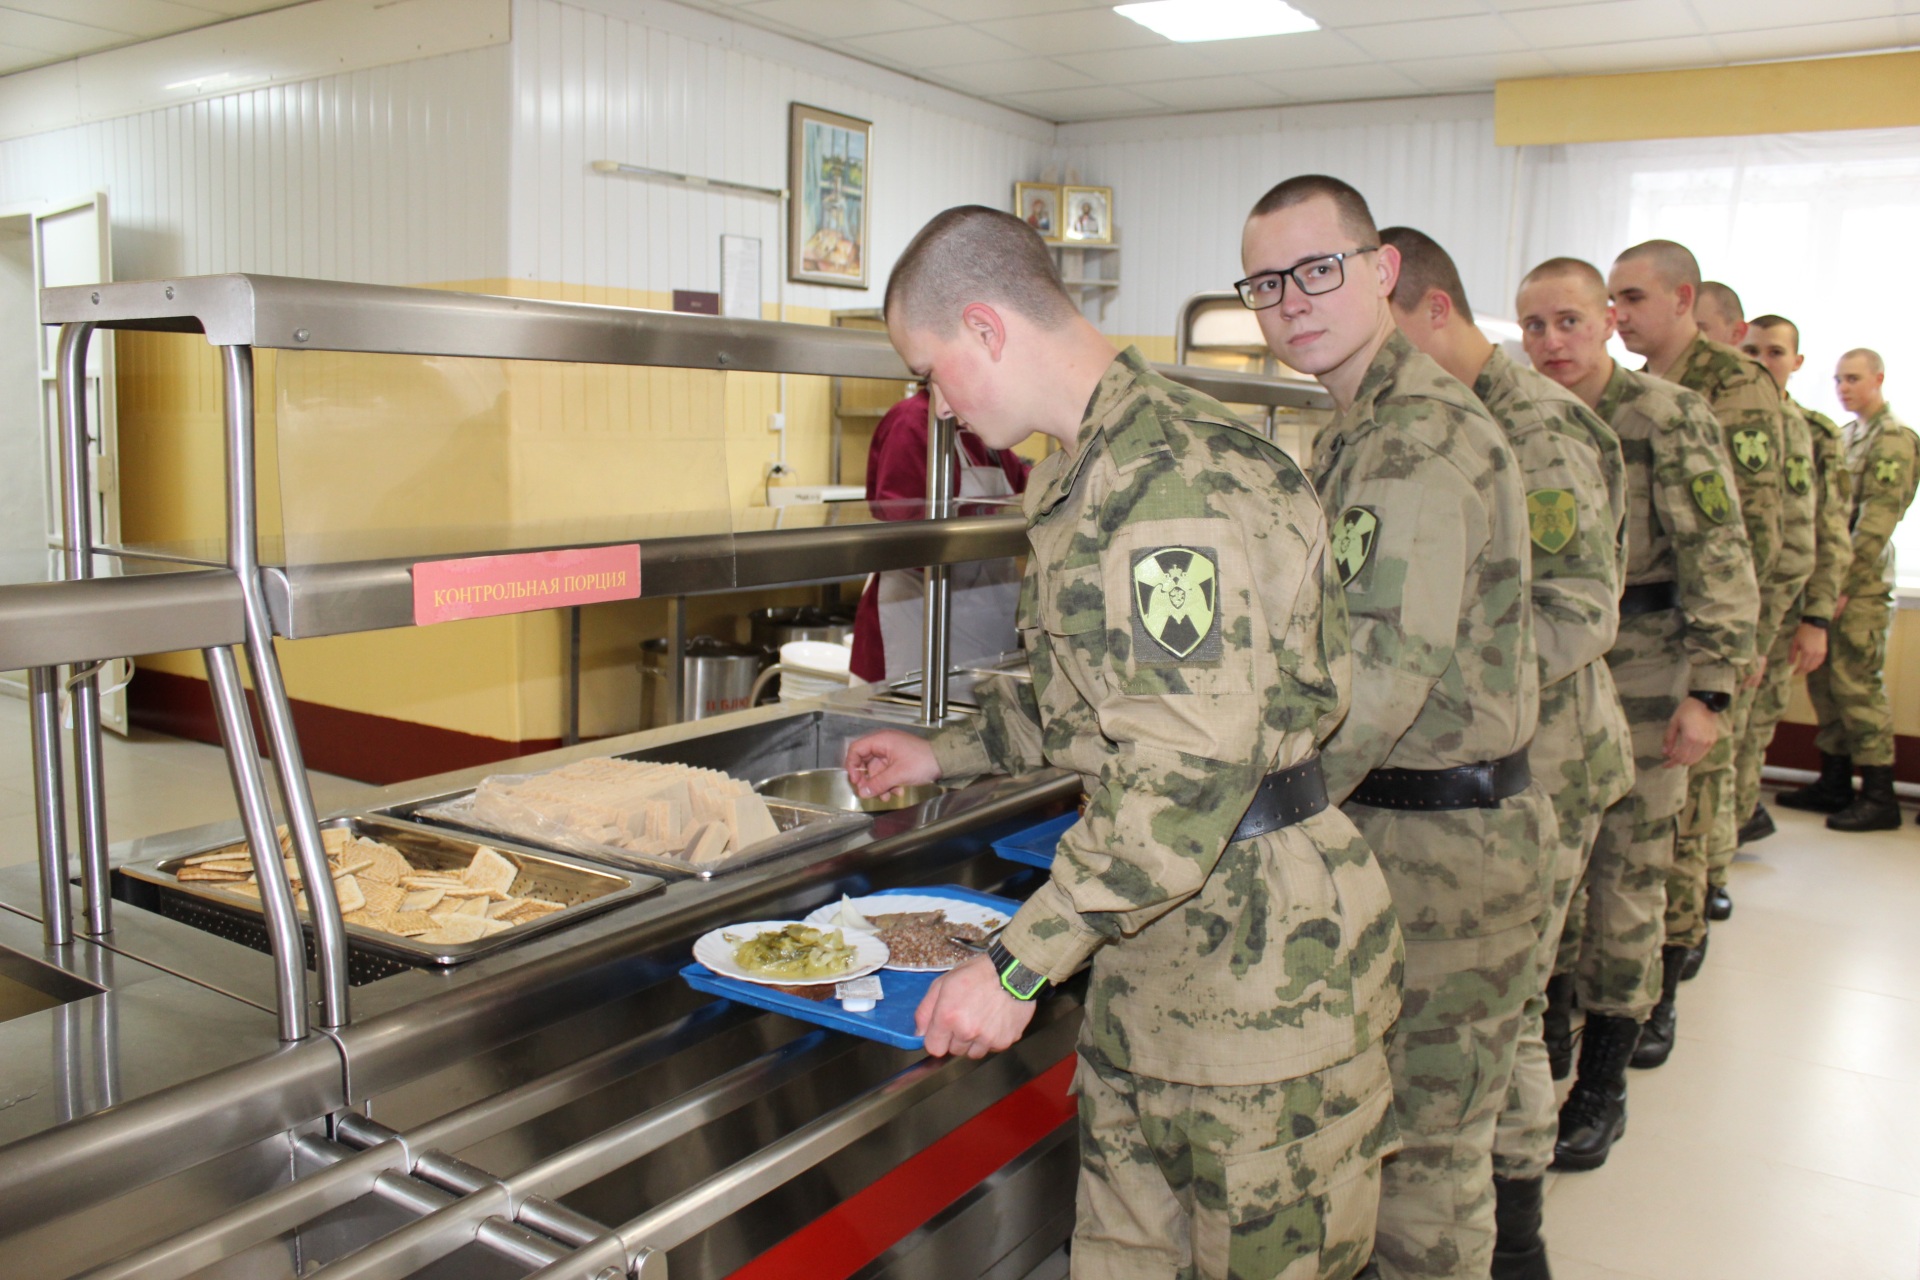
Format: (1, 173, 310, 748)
(789, 102, 872, 288)
(1014, 182, 1062, 243)
(1061, 185, 1113, 245)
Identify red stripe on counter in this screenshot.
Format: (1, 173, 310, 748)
(730, 1053, 1078, 1280)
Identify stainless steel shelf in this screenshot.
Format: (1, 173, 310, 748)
(0, 571, 244, 669)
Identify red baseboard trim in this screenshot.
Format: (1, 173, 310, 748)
(1765, 721, 1920, 786)
(128, 668, 562, 786)
(729, 1054, 1079, 1280)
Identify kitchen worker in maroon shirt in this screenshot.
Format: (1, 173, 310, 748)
(849, 387, 1031, 683)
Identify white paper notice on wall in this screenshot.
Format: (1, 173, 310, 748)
(721, 235, 762, 320)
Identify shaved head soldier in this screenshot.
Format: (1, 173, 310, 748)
(1384, 226, 1632, 1280)
(1516, 257, 1756, 1172)
(846, 206, 1403, 1279)
(1693, 281, 1748, 348)
(1735, 316, 1851, 856)
(1244, 179, 1552, 1280)
(1609, 241, 1783, 1067)
(1778, 349, 1920, 829)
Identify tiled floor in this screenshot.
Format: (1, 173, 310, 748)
(0, 692, 379, 867)
(1, 693, 1915, 1278)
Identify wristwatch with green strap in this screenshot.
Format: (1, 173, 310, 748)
(987, 939, 1047, 1000)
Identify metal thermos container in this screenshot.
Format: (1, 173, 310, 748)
(638, 636, 771, 727)
(748, 606, 854, 652)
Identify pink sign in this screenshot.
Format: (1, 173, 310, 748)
(412, 545, 641, 625)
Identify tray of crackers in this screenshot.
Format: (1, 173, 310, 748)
(117, 815, 661, 968)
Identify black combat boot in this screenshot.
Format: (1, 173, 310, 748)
(1828, 765, 1902, 832)
(1736, 803, 1775, 845)
(1706, 882, 1733, 921)
(1553, 1013, 1639, 1171)
(1777, 752, 1854, 812)
(1492, 1175, 1552, 1280)
(1631, 945, 1687, 1068)
(1679, 932, 1708, 980)
(1543, 973, 1576, 1081)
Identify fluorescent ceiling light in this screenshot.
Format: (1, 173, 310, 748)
(1114, 0, 1320, 43)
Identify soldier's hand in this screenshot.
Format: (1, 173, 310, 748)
(846, 731, 941, 799)
(1789, 622, 1829, 675)
(1835, 594, 1850, 618)
(916, 954, 1036, 1059)
(1741, 656, 1768, 690)
(1662, 698, 1720, 768)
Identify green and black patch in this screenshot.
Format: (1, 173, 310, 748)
(1874, 457, 1904, 485)
(1730, 427, 1772, 473)
(1784, 454, 1813, 496)
(1331, 506, 1379, 586)
(1690, 471, 1732, 524)
(1527, 488, 1578, 554)
(1131, 546, 1221, 663)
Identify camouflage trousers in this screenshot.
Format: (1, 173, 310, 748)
(1809, 592, 1898, 767)
(1558, 783, 1678, 1019)
(1071, 1034, 1397, 1280)
(1493, 809, 1599, 1180)
(1730, 609, 1804, 884)
(1373, 923, 1537, 1280)
(1666, 707, 1739, 950)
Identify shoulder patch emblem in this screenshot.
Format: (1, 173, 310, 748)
(1131, 546, 1219, 661)
(1331, 506, 1379, 587)
(1730, 427, 1772, 473)
(1690, 472, 1732, 524)
(1874, 457, 1904, 485)
(1784, 454, 1813, 496)
(1527, 488, 1578, 555)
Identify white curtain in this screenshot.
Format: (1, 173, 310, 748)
(1512, 125, 1920, 586)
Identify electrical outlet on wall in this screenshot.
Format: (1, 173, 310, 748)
(768, 412, 785, 433)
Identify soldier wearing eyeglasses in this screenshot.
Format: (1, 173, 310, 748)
(1241, 176, 1552, 1280)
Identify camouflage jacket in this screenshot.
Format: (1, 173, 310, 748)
(1597, 362, 1758, 696)
(1797, 399, 1852, 621)
(1474, 347, 1634, 822)
(930, 347, 1401, 1086)
(1662, 332, 1793, 647)
(1839, 403, 1920, 597)
(1769, 396, 1820, 616)
(1311, 331, 1547, 941)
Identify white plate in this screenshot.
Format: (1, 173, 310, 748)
(693, 919, 888, 987)
(804, 894, 1010, 972)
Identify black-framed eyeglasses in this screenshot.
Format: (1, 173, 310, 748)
(1234, 247, 1379, 311)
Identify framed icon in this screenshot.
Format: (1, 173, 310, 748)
(1014, 182, 1063, 243)
(789, 103, 871, 289)
(1061, 185, 1113, 245)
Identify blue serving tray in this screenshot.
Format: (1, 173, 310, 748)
(680, 884, 1022, 1052)
(991, 812, 1076, 870)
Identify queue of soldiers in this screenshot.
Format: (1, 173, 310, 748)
(844, 177, 1916, 1280)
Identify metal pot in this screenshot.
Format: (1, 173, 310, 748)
(755, 768, 941, 813)
(748, 606, 854, 652)
(638, 636, 771, 728)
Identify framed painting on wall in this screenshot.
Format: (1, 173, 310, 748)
(789, 103, 872, 289)
(1062, 185, 1113, 245)
(1015, 182, 1062, 243)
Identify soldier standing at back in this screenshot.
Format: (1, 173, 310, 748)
(1607, 242, 1779, 1065)
(1778, 349, 1920, 830)
(1735, 315, 1852, 851)
(846, 206, 1404, 1280)
(1241, 177, 1551, 1280)
(1381, 227, 1632, 1280)
(1514, 258, 1756, 1172)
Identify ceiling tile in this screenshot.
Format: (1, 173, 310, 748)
(0, 10, 120, 57)
(1709, 16, 1909, 60)
(1184, 29, 1376, 74)
(929, 56, 1095, 96)
(1341, 14, 1530, 61)
(843, 23, 1024, 70)
(735, 0, 942, 40)
(1502, 1, 1702, 49)
(1293, 0, 1488, 24)
(1132, 75, 1289, 112)
(998, 84, 1165, 123)
(5, 0, 228, 39)
(972, 9, 1168, 56)
(1399, 49, 1561, 90)
(1256, 62, 1426, 101)
(0, 38, 53, 73)
(906, 0, 1105, 19)
(1052, 43, 1223, 82)
(1545, 34, 1723, 73)
(1683, 0, 1903, 34)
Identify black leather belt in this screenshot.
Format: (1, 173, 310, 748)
(1230, 755, 1329, 841)
(1348, 750, 1531, 812)
(1620, 580, 1680, 617)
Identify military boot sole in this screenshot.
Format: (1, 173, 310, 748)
(1827, 805, 1902, 833)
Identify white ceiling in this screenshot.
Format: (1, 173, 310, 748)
(676, 0, 1920, 122)
(0, 1, 307, 77)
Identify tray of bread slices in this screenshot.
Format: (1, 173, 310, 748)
(120, 814, 660, 966)
(389, 756, 871, 880)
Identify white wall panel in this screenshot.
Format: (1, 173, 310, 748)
(507, 0, 1054, 312)
(0, 44, 511, 285)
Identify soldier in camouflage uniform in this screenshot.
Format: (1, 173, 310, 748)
(1608, 244, 1777, 1066)
(1380, 226, 1633, 1280)
(1733, 316, 1852, 853)
(1779, 349, 1920, 832)
(1243, 180, 1551, 1280)
(848, 206, 1403, 1280)
(1516, 258, 1756, 1174)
